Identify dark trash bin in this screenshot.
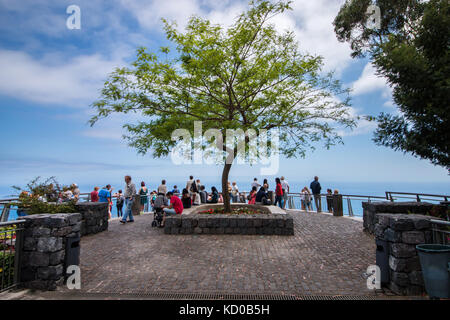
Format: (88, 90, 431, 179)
(376, 239, 390, 285)
(416, 244, 450, 299)
(64, 235, 80, 280)
(332, 194, 343, 217)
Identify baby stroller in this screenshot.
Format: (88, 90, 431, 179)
(152, 207, 163, 227)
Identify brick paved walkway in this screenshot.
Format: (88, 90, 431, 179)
(41, 210, 378, 297)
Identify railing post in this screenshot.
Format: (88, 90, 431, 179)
(13, 223, 24, 286)
(416, 194, 421, 202)
(347, 197, 353, 217)
(332, 194, 343, 217)
(0, 204, 11, 223)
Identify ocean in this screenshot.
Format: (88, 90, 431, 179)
(1, 180, 449, 221)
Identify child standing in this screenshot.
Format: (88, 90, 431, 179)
(116, 190, 124, 218)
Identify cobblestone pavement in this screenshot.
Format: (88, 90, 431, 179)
(48, 210, 382, 297)
(20, 211, 387, 298)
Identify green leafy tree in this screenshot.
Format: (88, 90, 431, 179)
(90, 0, 355, 212)
(334, 0, 450, 170)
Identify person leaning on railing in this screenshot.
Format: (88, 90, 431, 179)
(326, 189, 333, 213)
(310, 176, 322, 212)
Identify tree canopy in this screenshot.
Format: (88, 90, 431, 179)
(90, 0, 356, 211)
(334, 0, 450, 171)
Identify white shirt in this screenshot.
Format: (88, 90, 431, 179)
(231, 184, 239, 195)
(281, 180, 289, 191)
(251, 181, 261, 189)
(186, 179, 194, 192)
(157, 184, 167, 195)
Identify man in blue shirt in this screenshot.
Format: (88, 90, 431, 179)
(98, 185, 112, 203)
(310, 176, 322, 212)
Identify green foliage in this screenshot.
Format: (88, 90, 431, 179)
(90, 0, 355, 160)
(12, 176, 67, 202)
(334, 0, 450, 170)
(0, 251, 15, 289)
(14, 195, 77, 215)
(12, 177, 77, 215)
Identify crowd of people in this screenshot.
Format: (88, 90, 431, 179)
(82, 175, 340, 224)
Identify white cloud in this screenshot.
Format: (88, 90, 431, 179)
(289, 0, 353, 74)
(120, 0, 353, 73)
(352, 63, 392, 97)
(0, 49, 129, 107)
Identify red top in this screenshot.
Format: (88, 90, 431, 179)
(90, 191, 99, 202)
(275, 183, 283, 196)
(170, 195, 183, 214)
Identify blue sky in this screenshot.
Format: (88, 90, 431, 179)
(0, 0, 448, 195)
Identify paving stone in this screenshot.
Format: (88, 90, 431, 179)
(50, 211, 383, 296)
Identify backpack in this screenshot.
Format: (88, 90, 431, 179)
(190, 181, 198, 193)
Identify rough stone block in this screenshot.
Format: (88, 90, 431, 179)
(23, 237, 37, 251)
(390, 271, 410, 287)
(390, 243, 417, 258)
(402, 231, 425, 244)
(253, 218, 262, 228)
(219, 217, 229, 228)
(237, 217, 247, 228)
(384, 228, 402, 242)
(285, 218, 294, 229)
(409, 271, 424, 286)
(389, 255, 421, 272)
(198, 217, 207, 228)
(37, 264, 63, 280)
(49, 250, 65, 266)
(67, 213, 82, 225)
(51, 226, 72, 237)
(37, 237, 63, 253)
(390, 216, 414, 231)
(27, 252, 50, 267)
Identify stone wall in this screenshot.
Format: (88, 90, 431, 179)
(374, 213, 436, 295)
(75, 202, 109, 236)
(20, 213, 81, 291)
(164, 214, 294, 235)
(363, 201, 435, 234)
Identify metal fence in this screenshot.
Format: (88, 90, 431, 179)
(0, 220, 25, 292)
(285, 193, 387, 217)
(385, 191, 449, 203)
(430, 219, 450, 245)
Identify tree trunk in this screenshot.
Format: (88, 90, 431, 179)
(221, 163, 232, 213)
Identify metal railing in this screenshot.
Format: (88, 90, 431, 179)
(385, 191, 449, 203)
(0, 220, 25, 292)
(430, 219, 450, 245)
(285, 193, 387, 217)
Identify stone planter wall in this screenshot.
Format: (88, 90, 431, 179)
(18, 203, 109, 291)
(164, 214, 294, 235)
(75, 202, 109, 236)
(363, 201, 435, 234)
(20, 213, 81, 291)
(374, 213, 437, 296)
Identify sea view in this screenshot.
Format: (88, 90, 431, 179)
(1, 0, 449, 303)
(2, 180, 449, 220)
